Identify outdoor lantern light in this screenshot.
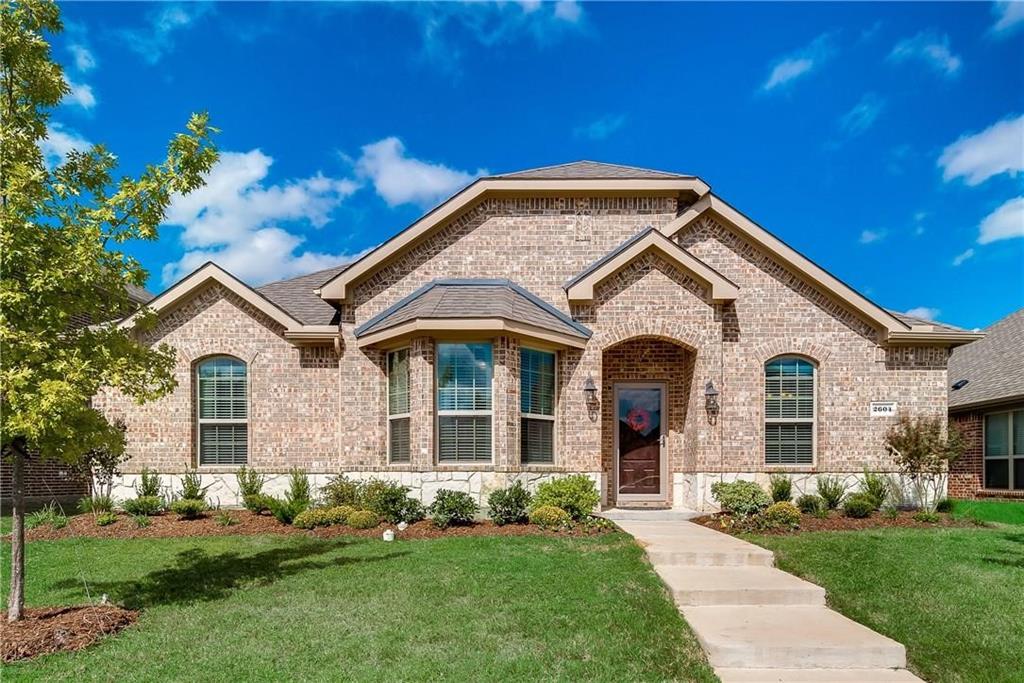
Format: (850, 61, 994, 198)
(583, 376, 598, 405)
(704, 380, 720, 423)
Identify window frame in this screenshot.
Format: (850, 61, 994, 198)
(983, 408, 1023, 491)
(520, 346, 558, 465)
(435, 341, 495, 464)
(195, 355, 250, 468)
(763, 355, 818, 467)
(386, 347, 412, 464)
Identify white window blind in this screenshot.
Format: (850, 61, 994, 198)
(764, 357, 815, 465)
(437, 343, 492, 462)
(388, 349, 411, 464)
(197, 357, 248, 466)
(520, 348, 555, 464)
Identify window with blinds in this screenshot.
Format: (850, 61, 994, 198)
(197, 357, 248, 466)
(388, 348, 411, 463)
(521, 348, 555, 463)
(984, 410, 1024, 490)
(437, 343, 492, 462)
(764, 357, 815, 465)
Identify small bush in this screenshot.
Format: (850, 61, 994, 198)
(320, 474, 363, 507)
(287, 468, 311, 508)
(882, 504, 900, 520)
(758, 501, 801, 530)
(816, 476, 846, 510)
(132, 514, 151, 528)
(235, 466, 265, 499)
(215, 511, 237, 527)
(26, 503, 68, 530)
(530, 475, 599, 521)
(936, 498, 953, 513)
(362, 479, 424, 523)
(95, 511, 118, 527)
(293, 505, 356, 529)
(179, 470, 209, 501)
(430, 489, 479, 529)
(121, 495, 164, 516)
(529, 505, 571, 530)
(577, 515, 616, 533)
(488, 481, 532, 525)
(170, 498, 207, 520)
(711, 480, 771, 517)
(769, 474, 792, 503)
(859, 469, 890, 510)
(795, 494, 822, 514)
(78, 495, 114, 514)
(135, 468, 162, 498)
(347, 509, 380, 529)
(268, 496, 307, 525)
(843, 493, 876, 519)
(243, 493, 274, 515)
(914, 510, 940, 523)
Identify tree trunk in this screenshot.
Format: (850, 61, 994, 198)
(7, 441, 26, 622)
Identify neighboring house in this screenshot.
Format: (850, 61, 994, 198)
(99, 161, 981, 510)
(948, 308, 1024, 499)
(1, 285, 154, 507)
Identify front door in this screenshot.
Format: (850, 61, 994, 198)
(615, 383, 666, 501)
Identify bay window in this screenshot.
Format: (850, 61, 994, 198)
(520, 348, 555, 464)
(436, 342, 493, 462)
(387, 348, 411, 463)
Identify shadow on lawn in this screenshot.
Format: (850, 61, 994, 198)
(981, 531, 1024, 569)
(54, 541, 409, 609)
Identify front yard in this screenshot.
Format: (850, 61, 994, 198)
(746, 524, 1024, 683)
(2, 532, 716, 682)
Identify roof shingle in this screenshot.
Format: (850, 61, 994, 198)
(948, 308, 1024, 410)
(256, 264, 349, 325)
(491, 160, 693, 180)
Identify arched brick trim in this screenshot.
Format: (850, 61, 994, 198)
(751, 340, 831, 366)
(594, 319, 702, 353)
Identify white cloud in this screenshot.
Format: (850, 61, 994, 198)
(939, 114, 1024, 186)
(40, 122, 92, 167)
(859, 229, 885, 244)
(117, 3, 212, 64)
(904, 307, 940, 321)
(161, 149, 361, 284)
(69, 44, 96, 72)
(355, 137, 485, 208)
(978, 197, 1024, 245)
(888, 31, 962, 77)
(553, 0, 582, 23)
(839, 93, 884, 136)
(952, 248, 975, 266)
(761, 33, 836, 92)
(574, 114, 626, 141)
(65, 79, 96, 110)
(992, 1, 1024, 36)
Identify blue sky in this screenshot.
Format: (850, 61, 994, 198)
(47, 1, 1024, 329)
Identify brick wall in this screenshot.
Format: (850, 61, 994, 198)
(950, 411, 983, 497)
(0, 454, 88, 505)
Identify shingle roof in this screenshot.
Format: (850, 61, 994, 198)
(126, 283, 154, 304)
(256, 264, 348, 325)
(355, 279, 592, 339)
(948, 308, 1024, 410)
(491, 160, 693, 180)
(886, 310, 966, 333)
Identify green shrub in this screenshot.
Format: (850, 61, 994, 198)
(132, 514, 151, 528)
(170, 498, 207, 520)
(95, 511, 118, 526)
(882, 503, 900, 520)
(795, 494, 822, 514)
(430, 489, 479, 528)
(320, 474, 363, 507)
(26, 503, 68, 530)
(710, 480, 771, 517)
(287, 467, 311, 508)
(529, 504, 571, 530)
(243, 493, 274, 515)
(268, 496, 307, 525)
(293, 505, 356, 529)
(347, 509, 380, 529)
(487, 481, 532, 525)
(135, 468, 162, 498)
(530, 475, 599, 521)
(179, 470, 209, 501)
(769, 474, 792, 503)
(215, 511, 237, 527)
(843, 493, 876, 519)
(758, 501, 801, 530)
(936, 498, 953, 513)
(121, 495, 164, 516)
(78, 495, 113, 514)
(816, 475, 846, 510)
(362, 479, 425, 523)
(235, 466, 265, 499)
(859, 469, 890, 509)
(914, 510, 940, 523)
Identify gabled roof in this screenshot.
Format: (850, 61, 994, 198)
(355, 279, 592, 349)
(126, 283, 154, 305)
(257, 264, 348, 325)
(949, 308, 1024, 411)
(888, 310, 968, 334)
(492, 160, 695, 180)
(564, 226, 739, 303)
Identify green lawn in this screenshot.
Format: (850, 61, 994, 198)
(746, 527, 1024, 683)
(2, 532, 716, 682)
(951, 498, 1024, 525)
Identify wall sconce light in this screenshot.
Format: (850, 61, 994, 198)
(704, 380, 720, 424)
(583, 375, 600, 422)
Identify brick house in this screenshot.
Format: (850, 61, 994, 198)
(948, 308, 1024, 499)
(99, 161, 981, 510)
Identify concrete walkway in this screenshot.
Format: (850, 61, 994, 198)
(604, 511, 922, 683)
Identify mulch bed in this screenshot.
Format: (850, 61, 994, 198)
(694, 510, 973, 536)
(21, 509, 612, 542)
(0, 605, 138, 663)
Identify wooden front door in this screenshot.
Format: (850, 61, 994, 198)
(615, 384, 666, 500)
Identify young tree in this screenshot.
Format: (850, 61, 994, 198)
(885, 415, 965, 513)
(1, 0, 217, 620)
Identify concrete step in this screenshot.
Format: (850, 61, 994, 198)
(682, 605, 907, 670)
(647, 546, 775, 567)
(715, 668, 923, 682)
(601, 508, 699, 522)
(658, 566, 825, 606)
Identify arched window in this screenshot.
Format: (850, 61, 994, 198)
(764, 356, 815, 465)
(196, 357, 248, 466)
